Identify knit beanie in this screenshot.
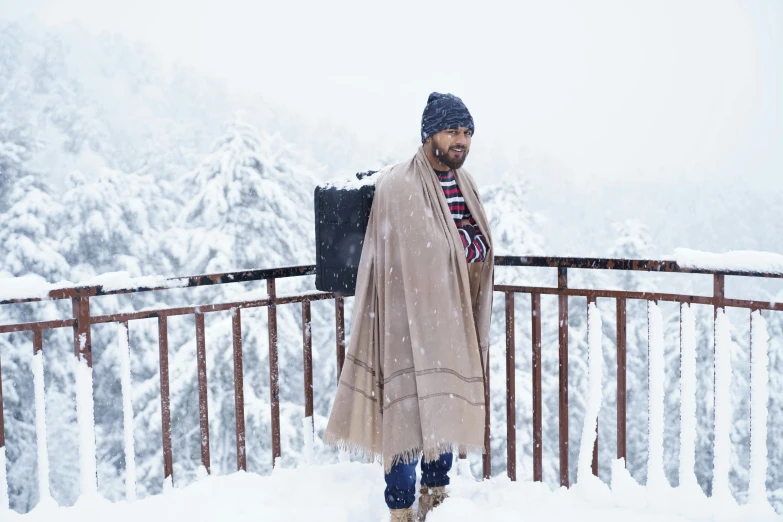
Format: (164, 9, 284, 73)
(420, 92, 475, 143)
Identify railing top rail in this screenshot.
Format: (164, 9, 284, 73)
(0, 265, 317, 306)
(1, 255, 781, 307)
(495, 255, 783, 279)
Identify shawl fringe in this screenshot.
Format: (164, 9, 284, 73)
(324, 431, 486, 473)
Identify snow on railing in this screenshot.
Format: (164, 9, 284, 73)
(646, 302, 666, 493)
(492, 255, 783, 515)
(678, 304, 699, 493)
(576, 301, 603, 486)
(670, 248, 783, 275)
(75, 335, 98, 499)
(713, 309, 734, 505)
(747, 312, 775, 518)
(31, 336, 53, 508)
(118, 322, 137, 501)
(1, 255, 783, 517)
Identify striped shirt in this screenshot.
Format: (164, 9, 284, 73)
(435, 169, 489, 262)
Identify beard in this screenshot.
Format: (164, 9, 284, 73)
(432, 142, 469, 170)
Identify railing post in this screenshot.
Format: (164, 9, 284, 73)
(0, 339, 6, 512)
(713, 274, 725, 340)
(713, 272, 725, 468)
(616, 298, 627, 464)
(303, 300, 314, 418)
(748, 309, 771, 507)
(118, 321, 137, 502)
(158, 315, 173, 484)
(268, 279, 281, 467)
(32, 330, 51, 504)
(232, 308, 246, 472)
(532, 293, 542, 482)
(483, 340, 491, 480)
(335, 296, 345, 381)
(303, 300, 315, 465)
(505, 291, 516, 481)
(678, 303, 698, 489)
(72, 296, 92, 365)
(195, 313, 211, 473)
(587, 296, 598, 477)
(72, 295, 98, 496)
(557, 267, 569, 487)
(647, 300, 667, 488)
(712, 274, 729, 498)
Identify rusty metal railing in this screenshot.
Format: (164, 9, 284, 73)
(493, 255, 783, 487)
(0, 265, 347, 488)
(1, 256, 782, 505)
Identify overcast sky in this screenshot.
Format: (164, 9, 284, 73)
(5, 0, 782, 186)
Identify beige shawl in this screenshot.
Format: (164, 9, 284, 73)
(324, 146, 494, 471)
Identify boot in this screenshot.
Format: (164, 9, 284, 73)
(390, 507, 415, 522)
(416, 486, 448, 521)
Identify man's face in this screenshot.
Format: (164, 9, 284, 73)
(428, 127, 472, 170)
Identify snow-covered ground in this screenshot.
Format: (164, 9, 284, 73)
(6, 461, 781, 522)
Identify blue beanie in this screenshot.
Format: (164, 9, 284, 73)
(420, 92, 474, 143)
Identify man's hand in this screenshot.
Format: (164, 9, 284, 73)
(457, 218, 477, 244)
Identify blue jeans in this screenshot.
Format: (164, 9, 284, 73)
(384, 452, 453, 509)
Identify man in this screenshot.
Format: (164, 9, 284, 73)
(324, 93, 494, 522)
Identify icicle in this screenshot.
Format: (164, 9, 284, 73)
(647, 302, 666, 490)
(302, 416, 314, 465)
(75, 337, 98, 498)
(577, 302, 603, 485)
(118, 323, 137, 501)
(32, 349, 52, 505)
(748, 311, 771, 509)
(0, 446, 8, 512)
(679, 304, 698, 489)
(712, 309, 733, 500)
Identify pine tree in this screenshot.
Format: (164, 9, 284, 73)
(57, 169, 158, 272)
(152, 119, 323, 488)
(0, 22, 31, 213)
(178, 118, 315, 274)
(0, 175, 69, 278)
(52, 168, 167, 502)
(0, 175, 74, 511)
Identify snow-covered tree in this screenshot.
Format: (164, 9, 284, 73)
(0, 175, 68, 279)
(0, 140, 27, 211)
(57, 169, 158, 274)
(0, 23, 33, 212)
(50, 168, 171, 502)
(482, 177, 544, 261)
(177, 118, 316, 274)
(136, 119, 328, 490)
(0, 175, 75, 511)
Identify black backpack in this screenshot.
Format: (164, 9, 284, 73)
(314, 170, 379, 295)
